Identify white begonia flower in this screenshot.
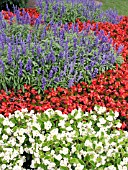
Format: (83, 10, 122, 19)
(114, 111, 119, 118)
(21, 108, 28, 113)
(122, 166, 128, 170)
(47, 162, 56, 169)
(9, 121, 15, 127)
(91, 114, 97, 121)
(44, 121, 52, 130)
(60, 147, 68, 155)
(70, 119, 74, 124)
(2, 134, 8, 140)
(76, 164, 84, 170)
(44, 108, 54, 117)
(19, 146, 24, 154)
(77, 122, 83, 128)
(54, 154, 62, 161)
(3, 118, 10, 126)
(123, 157, 128, 164)
(84, 112, 89, 116)
(106, 115, 113, 121)
(99, 117, 106, 124)
(71, 109, 77, 116)
(71, 145, 76, 153)
(29, 109, 35, 114)
(5, 127, 12, 135)
(74, 109, 82, 119)
(58, 120, 65, 128)
(30, 160, 36, 168)
(1, 164, 6, 170)
(17, 135, 25, 144)
(66, 126, 73, 131)
(97, 122, 102, 128)
(55, 110, 63, 116)
(42, 146, 50, 152)
(42, 159, 50, 165)
(84, 140, 92, 148)
(115, 122, 122, 128)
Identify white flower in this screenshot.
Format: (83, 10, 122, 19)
(44, 109, 55, 117)
(9, 121, 15, 127)
(44, 121, 52, 130)
(70, 120, 74, 124)
(115, 122, 122, 128)
(3, 119, 10, 126)
(99, 117, 106, 124)
(58, 120, 65, 128)
(2, 134, 8, 140)
(71, 109, 77, 116)
(94, 105, 106, 114)
(1, 164, 6, 170)
(114, 111, 119, 118)
(76, 163, 84, 170)
(84, 140, 92, 148)
(71, 146, 76, 153)
(106, 115, 113, 121)
(55, 110, 63, 116)
(66, 126, 73, 131)
(60, 147, 68, 155)
(5, 127, 12, 135)
(77, 122, 83, 128)
(84, 112, 89, 116)
(21, 108, 28, 113)
(17, 135, 25, 144)
(30, 110, 35, 114)
(30, 160, 36, 168)
(91, 115, 97, 121)
(122, 166, 128, 170)
(54, 154, 62, 161)
(42, 146, 50, 152)
(19, 146, 24, 154)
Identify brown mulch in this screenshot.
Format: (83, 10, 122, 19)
(26, 0, 36, 8)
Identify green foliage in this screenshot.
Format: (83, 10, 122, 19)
(0, 0, 28, 11)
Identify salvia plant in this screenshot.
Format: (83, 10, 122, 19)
(36, 0, 122, 24)
(0, 106, 128, 169)
(0, 23, 124, 93)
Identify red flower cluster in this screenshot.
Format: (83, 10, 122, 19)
(0, 84, 52, 117)
(1, 8, 41, 25)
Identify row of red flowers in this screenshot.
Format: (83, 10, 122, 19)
(1, 8, 40, 25)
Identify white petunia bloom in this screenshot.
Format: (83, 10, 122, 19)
(44, 121, 52, 130)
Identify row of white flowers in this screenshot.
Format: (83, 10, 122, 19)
(0, 105, 128, 170)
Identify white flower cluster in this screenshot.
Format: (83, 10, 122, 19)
(0, 106, 127, 170)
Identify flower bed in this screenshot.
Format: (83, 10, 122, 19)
(0, 0, 128, 169)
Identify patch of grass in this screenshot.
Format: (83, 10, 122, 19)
(99, 0, 128, 16)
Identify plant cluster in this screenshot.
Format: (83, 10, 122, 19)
(0, 20, 123, 92)
(36, 0, 122, 24)
(0, 106, 128, 170)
